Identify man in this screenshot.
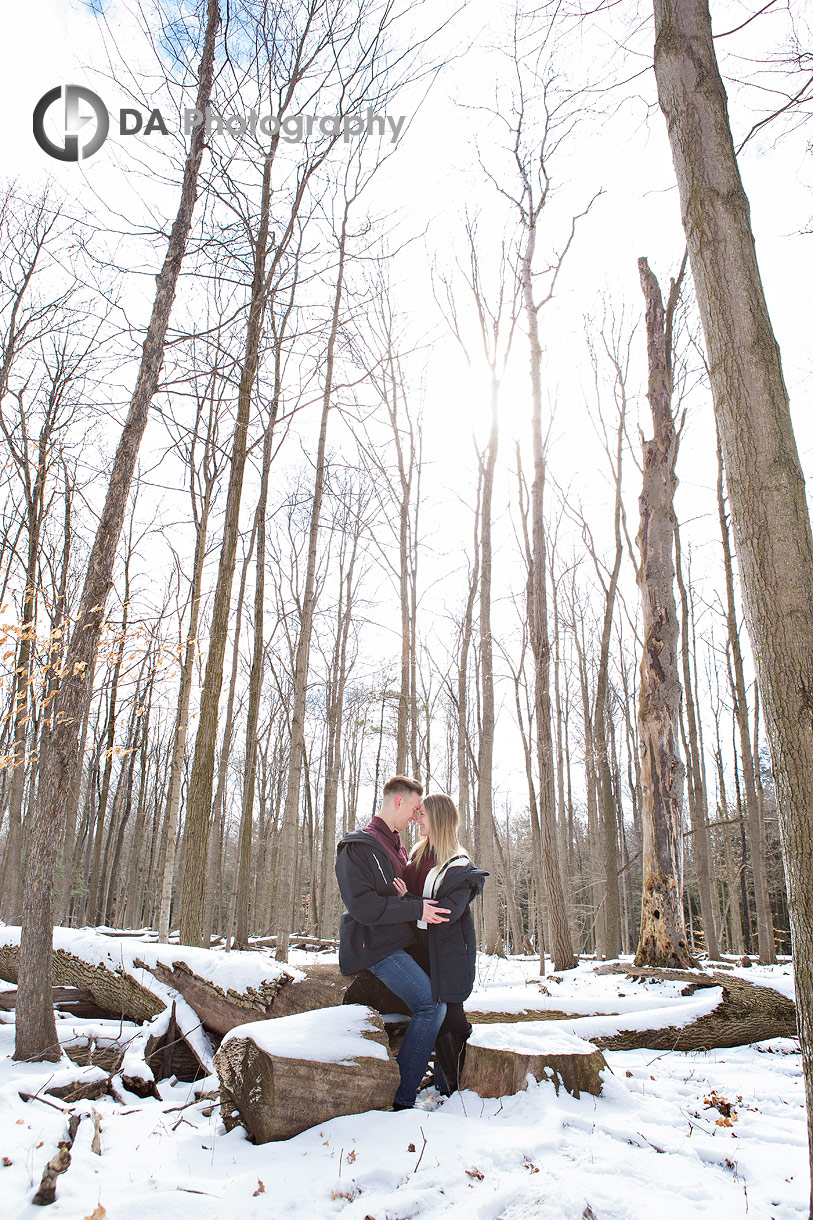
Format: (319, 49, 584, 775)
(335, 775, 450, 1110)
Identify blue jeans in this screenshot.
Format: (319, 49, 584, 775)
(369, 950, 447, 1107)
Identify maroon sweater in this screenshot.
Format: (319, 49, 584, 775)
(363, 816, 409, 878)
(404, 846, 435, 896)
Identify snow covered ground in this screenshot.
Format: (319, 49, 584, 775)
(0, 939, 807, 1219)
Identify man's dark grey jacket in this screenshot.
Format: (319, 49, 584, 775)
(335, 828, 424, 974)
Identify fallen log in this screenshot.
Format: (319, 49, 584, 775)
(0, 986, 102, 1017)
(461, 1027, 607, 1099)
(146, 961, 276, 1035)
(47, 1075, 112, 1103)
(249, 936, 339, 950)
(215, 1005, 399, 1142)
(461, 970, 797, 1054)
(0, 943, 163, 1024)
(145, 961, 409, 1033)
(585, 966, 797, 1051)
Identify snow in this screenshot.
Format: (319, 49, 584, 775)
(0, 925, 304, 991)
(468, 1024, 598, 1056)
(0, 937, 807, 1220)
(222, 1005, 390, 1063)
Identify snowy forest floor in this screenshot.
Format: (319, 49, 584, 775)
(0, 938, 807, 1220)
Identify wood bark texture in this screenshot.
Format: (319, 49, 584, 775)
(461, 1040, 606, 1099)
(14, 0, 221, 1061)
(652, 0, 813, 1194)
(634, 256, 690, 969)
(215, 1008, 399, 1143)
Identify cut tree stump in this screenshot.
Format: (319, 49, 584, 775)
(461, 1026, 607, 1099)
(214, 1005, 400, 1142)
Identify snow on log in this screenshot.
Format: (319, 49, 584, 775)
(465, 968, 797, 1053)
(589, 967, 797, 1051)
(0, 940, 163, 1023)
(145, 962, 410, 1032)
(461, 1026, 607, 1099)
(214, 1005, 400, 1142)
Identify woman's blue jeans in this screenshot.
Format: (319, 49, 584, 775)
(369, 950, 447, 1107)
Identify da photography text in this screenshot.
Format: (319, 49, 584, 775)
(33, 85, 406, 163)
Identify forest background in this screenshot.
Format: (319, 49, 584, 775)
(0, 0, 811, 980)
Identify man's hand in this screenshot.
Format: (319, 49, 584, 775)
(393, 877, 407, 897)
(422, 900, 450, 924)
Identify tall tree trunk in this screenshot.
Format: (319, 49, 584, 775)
(87, 562, 131, 926)
(180, 144, 273, 946)
(592, 412, 625, 958)
(634, 256, 691, 969)
(715, 430, 775, 963)
(652, 0, 813, 1189)
(274, 207, 349, 961)
(2, 435, 47, 921)
(235, 415, 276, 948)
(518, 214, 575, 971)
(317, 494, 362, 939)
(156, 397, 217, 942)
(14, 0, 219, 1062)
(203, 528, 255, 943)
(674, 522, 720, 958)
(573, 620, 603, 956)
(477, 376, 502, 953)
(457, 475, 481, 846)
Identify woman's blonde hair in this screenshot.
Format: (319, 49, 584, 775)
(413, 793, 467, 870)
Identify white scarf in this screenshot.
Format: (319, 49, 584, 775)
(416, 853, 469, 928)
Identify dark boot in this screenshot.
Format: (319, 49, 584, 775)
(433, 1021, 472, 1095)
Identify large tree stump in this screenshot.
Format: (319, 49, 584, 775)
(214, 1005, 399, 1142)
(461, 1026, 607, 1099)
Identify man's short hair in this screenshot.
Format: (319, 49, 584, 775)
(382, 775, 423, 800)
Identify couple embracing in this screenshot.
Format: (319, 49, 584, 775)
(335, 775, 488, 1110)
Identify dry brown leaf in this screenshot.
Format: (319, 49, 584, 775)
(84, 1207, 106, 1220)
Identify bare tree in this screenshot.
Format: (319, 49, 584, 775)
(634, 255, 690, 968)
(652, 0, 813, 1191)
(14, 0, 220, 1063)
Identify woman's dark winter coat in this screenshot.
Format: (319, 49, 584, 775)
(411, 859, 488, 1003)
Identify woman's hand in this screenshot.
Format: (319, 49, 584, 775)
(393, 877, 408, 897)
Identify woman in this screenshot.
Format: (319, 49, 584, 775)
(394, 793, 487, 1094)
